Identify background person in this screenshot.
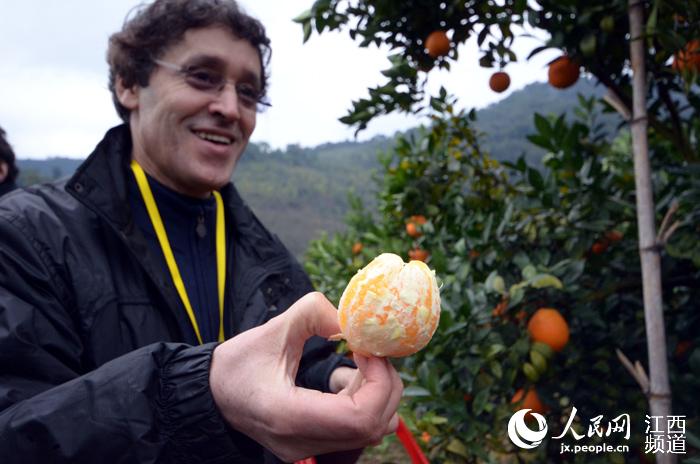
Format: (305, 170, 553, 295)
(0, 1, 402, 462)
(0, 126, 19, 196)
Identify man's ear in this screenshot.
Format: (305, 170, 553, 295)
(0, 161, 8, 183)
(115, 76, 140, 111)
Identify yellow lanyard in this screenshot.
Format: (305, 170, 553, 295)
(130, 160, 226, 345)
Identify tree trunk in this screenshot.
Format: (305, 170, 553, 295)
(627, 1, 674, 463)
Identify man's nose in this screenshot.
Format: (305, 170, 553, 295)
(209, 84, 242, 122)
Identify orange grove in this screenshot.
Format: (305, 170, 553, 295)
(527, 307, 570, 352)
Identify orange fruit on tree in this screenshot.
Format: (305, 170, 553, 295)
(408, 215, 427, 225)
(675, 340, 693, 358)
(548, 56, 580, 89)
(489, 71, 511, 93)
(591, 240, 609, 255)
(492, 298, 509, 318)
(527, 308, 570, 352)
(334, 253, 441, 357)
(406, 222, 421, 238)
(425, 30, 451, 58)
(351, 242, 363, 255)
(672, 39, 700, 74)
(408, 248, 430, 262)
(604, 230, 624, 242)
(511, 388, 546, 415)
(405, 215, 427, 238)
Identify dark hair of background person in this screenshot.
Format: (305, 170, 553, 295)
(0, 126, 19, 184)
(107, 0, 272, 122)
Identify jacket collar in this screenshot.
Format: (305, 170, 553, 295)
(66, 124, 287, 265)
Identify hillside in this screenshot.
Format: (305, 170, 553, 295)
(16, 79, 615, 258)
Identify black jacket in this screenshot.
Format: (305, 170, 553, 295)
(0, 125, 347, 463)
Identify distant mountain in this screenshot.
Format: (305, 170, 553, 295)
(16, 158, 83, 186)
(474, 79, 609, 164)
(15, 78, 616, 258)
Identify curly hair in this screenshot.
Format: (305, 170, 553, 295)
(107, 0, 271, 122)
(0, 126, 18, 184)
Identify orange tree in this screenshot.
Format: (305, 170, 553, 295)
(304, 93, 700, 462)
(298, 0, 700, 461)
(294, 0, 699, 163)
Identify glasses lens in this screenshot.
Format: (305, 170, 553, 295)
(184, 68, 223, 92)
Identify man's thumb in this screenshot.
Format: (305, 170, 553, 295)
(280, 292, 342, 345)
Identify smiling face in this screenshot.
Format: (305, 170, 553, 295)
(117, 26, 261, 198)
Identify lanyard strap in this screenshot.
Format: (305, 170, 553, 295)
(130, 160, 226, 345)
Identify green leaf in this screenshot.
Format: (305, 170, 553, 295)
(454, 238, 466, 255)
(490, 361, 503, 379)
(510, 286, 525, 306)
(496, 201, 514, 237)
(484, 344, 505, 358)
(493, 276, 506, 295)
(646, 1, 658, 36)
(530, 273, 563, 290)
(521, 264, 537, 281)
(446, 438, 470, 458)
(481, 213, 494, 242)
(428, 415, 449, 425)
(529, 350, 548, 373)
(523, 362, 540, 382)
(528, 168, 544, 190)
(533, 113, 551, 136)
(292, 9, 313, 23)
(513, 252, 530, 270)
(472, 389, 490, 415)
(531, 342, 554, 359)
(302, 21, 312, 43)
(485, 270, 501, 293)
(403, 386, 431, 397)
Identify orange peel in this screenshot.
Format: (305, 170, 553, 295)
(333, 253, 441, 357)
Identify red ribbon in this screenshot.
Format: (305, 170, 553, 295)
(294, 417, 429, 464)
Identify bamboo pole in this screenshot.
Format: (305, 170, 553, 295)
(627, 1, 674, 463)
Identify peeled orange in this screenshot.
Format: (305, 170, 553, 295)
(335, 253, 441, 357)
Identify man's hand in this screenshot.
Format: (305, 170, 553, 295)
(329, 366, 357, 394)
(209, 292, 403, 462)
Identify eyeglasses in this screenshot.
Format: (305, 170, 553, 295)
(153, 59, 271, 113)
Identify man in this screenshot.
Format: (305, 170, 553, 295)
(0, 1, 402, 463)
(0, 126, 18, 196)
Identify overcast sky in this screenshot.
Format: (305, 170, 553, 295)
(0, 1, 560, 159)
